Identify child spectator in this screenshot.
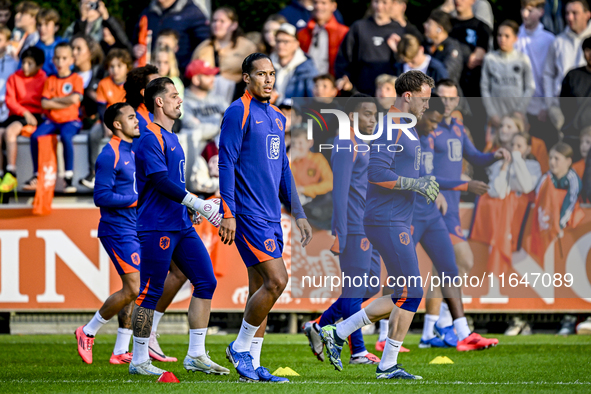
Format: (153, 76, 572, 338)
(24, 42, 83, 193)
(262, 14, 287, 55)
(573, 126, 591, 177)
(481, 20, 535, 127)
(423, 9, 464, 84)
(487, 132, 543, 199)
(72, 34, 104, 129)
(10, 1, 39, 58)
(191, 7, 257, 84)
(154, 45, 184, 103)
(0, 26, 18, 123)
(35, 8, 66, 76)
(290, 126, 333, 200)
(279, 99, 299, 152)
(528, 142, 583, 260)
(375, 74, 397, 111)
(486, 115, 550, 173)
(516, 0, 556, 149)
(392, 34, 449, 83)
(290, 125, 333, 228)
(0, 46, 45, 193)
(80, 48, 131, 189)
(312, 73, 338, 103)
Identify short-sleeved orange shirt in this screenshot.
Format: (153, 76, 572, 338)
(42, 72, 84, 123)
(96, 77, 126, 107)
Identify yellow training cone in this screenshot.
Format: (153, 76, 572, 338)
(273, 367, 300, 376)
(272, 367, 285, 375)
(429, 356, 454, 364)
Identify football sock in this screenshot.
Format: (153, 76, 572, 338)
(188, 328, 207, 357)
(151, 311, 164, 333)
(250, 337, 264, 369)
(83, 311, 109, 336)
(437, 302, 453, 328)
(64, 170, 74, 179)
(453, 317, 471, 341)
(379, 338, 403, 371)
(336, 309, 371, 341)
(422, 314, 439, 341)
(378, 319, 389, 342)
(6, 164, 16, 174)
(132, 336, 150, 364)
(351, 350, 369, 358)
(233, 319, 259, 352)
(113, 328, 132, 355)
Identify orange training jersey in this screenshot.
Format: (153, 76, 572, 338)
(42, 73, 84, 123)
(96, 76, 126, 107)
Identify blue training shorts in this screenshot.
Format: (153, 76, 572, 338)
(234, 214, 283, 267)
(100, 234, 141, 276)
(136, 226, 217, 309)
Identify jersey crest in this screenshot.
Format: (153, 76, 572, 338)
(399, 232, 410, 246)
(264, 239, 276, 253)
(360, 238, 370, 251)
(266, 134, 280, 160)
(447, 139, 462, 162)
(159, 236, 170, 250)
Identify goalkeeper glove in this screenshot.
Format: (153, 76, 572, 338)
(182, 194, 222, 227)
(396, 176, 439, 203)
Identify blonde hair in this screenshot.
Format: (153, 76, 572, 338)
(493, 115, 525, 150)
(375, 74, 397, 88)
(397, 34, 421, 60)
(155, 46, 180, 78)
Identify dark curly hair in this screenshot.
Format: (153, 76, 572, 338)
(124, 64, 159, 110)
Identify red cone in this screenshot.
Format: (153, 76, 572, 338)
(157, 372, 180, 383)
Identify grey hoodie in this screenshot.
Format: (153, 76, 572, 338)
(481, 49, 535, 118)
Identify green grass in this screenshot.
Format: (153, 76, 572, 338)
(1, 333, 591, 393)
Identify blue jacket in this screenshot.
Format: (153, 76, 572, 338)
(392, 57, 449, 84)
(133, 0, 209, 72)
(284, 57, 318, 102)
(279, 0, 344, 30)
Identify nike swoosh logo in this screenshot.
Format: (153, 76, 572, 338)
(256, 121, 263, 124)
(197, 333, 203, 335)
(125, 161, 130, 165)
(171, 147, 176, 151)
(137, 341, 146, 345)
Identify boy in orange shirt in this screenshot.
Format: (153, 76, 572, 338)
(24, 42, 83, 193)
(0, 46, 46, 193)
(81, 48, 133, 189)
(290, 126, 333, 202)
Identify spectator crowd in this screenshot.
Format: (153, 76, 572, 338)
(0, 0, 588, 334)
(0, 0, 590, 210)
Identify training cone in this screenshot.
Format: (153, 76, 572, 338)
(273, 367, 300, 376)
(157, 372, 180, 383)
(429, 356, 454, 364)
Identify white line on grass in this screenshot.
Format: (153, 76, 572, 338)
(3, 380, 590, 385)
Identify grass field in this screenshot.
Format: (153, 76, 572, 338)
(1, 333, 591, 393)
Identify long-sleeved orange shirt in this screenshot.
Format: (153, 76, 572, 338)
(291, 151, 333, 198)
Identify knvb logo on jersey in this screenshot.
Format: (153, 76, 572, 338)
(304, 107, 417, 152)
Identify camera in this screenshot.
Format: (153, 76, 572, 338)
(88, 1, 99, 10)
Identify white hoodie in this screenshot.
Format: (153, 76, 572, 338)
(516, 23, 556, 115)
(543, 22, 591, 108)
